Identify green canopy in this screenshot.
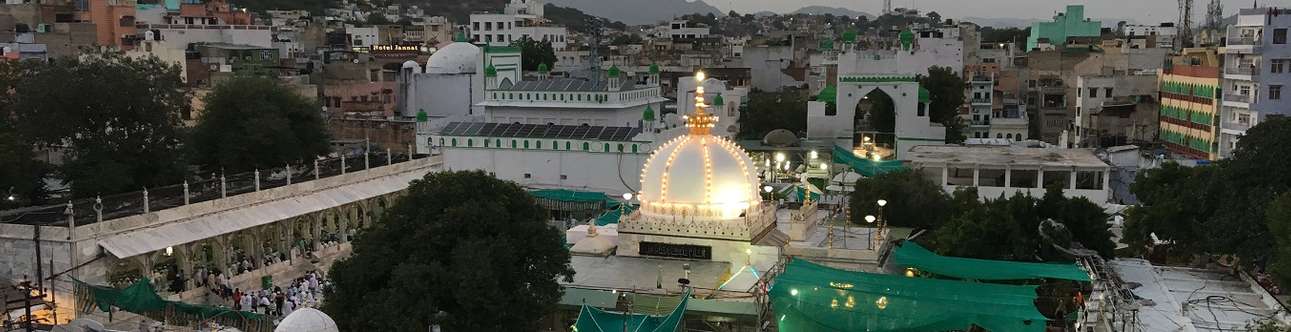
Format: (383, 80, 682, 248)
(771, 259, 1048, 332)
(574, 290, 690, 332)
(831, 145, 905, 177)
(595, 204, 637, 226)
(816, 85, 837, 105)
(889, 242, 1091, 282)
(530, 189, 614, 204)
(74, 279, 271, 331)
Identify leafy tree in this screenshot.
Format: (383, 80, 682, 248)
(0, 60, 49, 209)
(737, 90, 808, 140)
(188, 76, 329, 173)
(926, 11, 942, 24)
(1038, 185, 1115, 257)
(610, 33, 644, 46)
(919, 66, 965, 143)
(13, 50, 188, 197)
(1265, 192, 1291, 288)
(366, 12, 392, 25)
(511, 37, 556, 71)
(729, 10, 739, 18)
(324, 171, 574, 331)
(1122, 162, 1218, 256)
(980, 27, 1031, 43)
(849, 169, 951, 230)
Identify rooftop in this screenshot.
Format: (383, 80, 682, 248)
(1111, 259, 1285, 331)
(438, 122, 643, 142)
(906, 145, 1110, 168)
(497, 77, 640, 92)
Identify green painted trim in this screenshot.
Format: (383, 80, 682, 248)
(840, 75, 918, 83)
(483, 46, 521, 54)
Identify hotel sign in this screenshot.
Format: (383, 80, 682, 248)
(639, 242, 711, 260)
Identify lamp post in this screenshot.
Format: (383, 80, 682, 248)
(864, 215, 877, 250)
(876, 199, 887, 250)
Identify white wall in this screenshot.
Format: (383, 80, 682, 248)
(441, 145, 649, 194)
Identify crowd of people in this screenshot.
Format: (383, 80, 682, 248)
(226, 270, 328, 318)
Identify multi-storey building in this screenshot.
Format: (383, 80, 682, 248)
(468, 0, 568, 50)
(1219, 8, 1291, 157)
(1073, 73, 1159, 148)
(966, 72, 994, 139)
(1159, 49, 1222, 161)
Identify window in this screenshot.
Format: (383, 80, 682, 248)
(1044, 171, 1071, 189)
(467, 139, 473, 147)
(603, 143, 610, 152)
(1075, 171, 1104, 190)
(1010, 170, 1039, 188)
(552, 141, 559, 150)
(1105, 87, 1113, 97)
(947, 168, 975, 186)
(566, 142, 571, 150)
(1272, 85, 1283, 100)
(1087, 88, 1098, 98)
(560, 174, 568, 180)
(484, 22, 492, 31)
(978, 169, 1006, 187)
(511, 140, 517, 148)
(617, 144, 624, 152)
(1275, 28, 1288, 44)
(524, 140, 530, 149)
(583, 142, 590, 151)
(536, 141, 542, 149)
(523, 173, 531, 179)
(451, 138, 457, 146)
(1273, 59, 1287, 73)
(473, 22, 480, 31)
(485, 35, 492, 42)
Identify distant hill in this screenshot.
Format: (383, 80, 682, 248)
(543, 4, 627, 33)
(789, 6, 872, 18)
(545, 0, 721, 25)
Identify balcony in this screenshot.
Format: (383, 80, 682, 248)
(971, 98, 992, 105)
(1225, 65, 1260, 78)
(1224, 93, 1252, 104)
(1227, 36, 1261, 46)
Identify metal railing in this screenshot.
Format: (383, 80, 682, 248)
(1224, 93, 1253, 104)
(1227, 36, 1262, 46)
(1226, 65, 1260, 76)
(0, 147, 426, 227)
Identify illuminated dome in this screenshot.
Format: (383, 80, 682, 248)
(425, 42, 480, 74)
(638, 74, 760, 221)
(275, 308, 338, 332)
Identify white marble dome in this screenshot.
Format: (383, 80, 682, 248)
(638, 134, 760, 221)
(401, 60, 422, 73)
(425, 42, 480, 74)
(274, 308, 338, 332)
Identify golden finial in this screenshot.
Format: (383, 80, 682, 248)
(686, 70, 717, 135)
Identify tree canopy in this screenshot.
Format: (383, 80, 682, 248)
(0, 60, 49, 209)
(919, 66, 966, 143)
(12, 50, 188, 197)
(737, 90, 808, 140)
(1126, 117, 1291, 279)
(512, 37, 556, 71)
(324, 171, 574, 331)
(188, 76, 330, 173)
(852, 170, 1114, 260)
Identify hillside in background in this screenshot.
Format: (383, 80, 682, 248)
(790, 6, 872, 18)
(544, 4, 628, 33)
(231, 0, 338, 14)
(546, 0, 721, 25)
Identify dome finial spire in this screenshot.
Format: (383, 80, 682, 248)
(686, 71, 717, 135)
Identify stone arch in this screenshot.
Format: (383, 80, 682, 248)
(833, 79, 943, 159)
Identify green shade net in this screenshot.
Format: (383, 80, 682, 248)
(595, 204, 637, 226)
(771, 259, 1048, 332)
(816, 85, 837, 105)
(574, 290, 690, 332)
(890, 242, 1091, 282)
(74, 279, 271, 331)
(831, 145, 905, 177)
(530, 189, 615, 204)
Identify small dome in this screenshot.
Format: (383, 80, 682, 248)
(485, 65, 497, 77)
(426, 42, 481, 74)
(712, 94, 724, 106)
(607, 65, 621, 78)
(275, 308, 338, 332)
(537, 63, 549, 73)
(648, 63, 660, 74)
(401, 60, 421, 72)
(842, 30, 858, 43)
(763, 129, 800, 147)
(416, 109, 428, 122)
(642, 105, 655, 121)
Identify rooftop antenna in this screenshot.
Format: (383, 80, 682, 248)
(1178, 0, 1194, 49)
(883, 0, 892, 15)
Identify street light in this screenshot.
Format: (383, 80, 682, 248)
(5, 186, 14, 201)
(809, 150, 818, 160)
(774, 152, 786, 163)
(622, 193, 634, 201)
(763, 185, 774, 193)
(876, 199, 887, 207)
(864, 215, 876, 224)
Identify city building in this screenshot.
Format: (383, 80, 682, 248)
(468, 0, 568, 50)
(1219, 8, 1291, 158)
(1072, 73, 1159, 148)
(1159, 48, 1222, 160)
(908, 145, 1113, 204)
(1121, 23, 1178, 49)
(86, 0, 136, 50)
(476, 64, 666, 129)
(659, 20, 710, 39)
(1026, 5, 1101, 51)
(966, 72, 994, 139)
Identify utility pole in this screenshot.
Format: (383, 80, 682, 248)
(1178, 0, 1194, 50)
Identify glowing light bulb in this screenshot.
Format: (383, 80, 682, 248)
(696, 71, 706, 82)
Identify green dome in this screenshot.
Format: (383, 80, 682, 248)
(918, 86, 931, 103)
(416, 109, 428, 122)
(453, 31, 468, 43)
(899, 29, 915, 50)
(842, 30, 858, 43)
(485, 65, 497, 77)
(818, 38, 834, 50)
(816, 85, 837, 104)
(642, 105, 655, 121)
(607, 65, 621, 78)
(648, 63, 660, 75)
(712, 94, 724, 106)
(537, 63, 549, 73)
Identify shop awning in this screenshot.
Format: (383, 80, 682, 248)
(97, 169, 428, 259)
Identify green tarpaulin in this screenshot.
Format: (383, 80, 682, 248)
(530, 189, 614, 204)
(595, 205, 637, 226)
(573, 290, 690, 332)
(831, 145, 905, 177)
(889, 242, 1091, 282)
(771, 259, 1048, 332)
(74, 279, 271, 331)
